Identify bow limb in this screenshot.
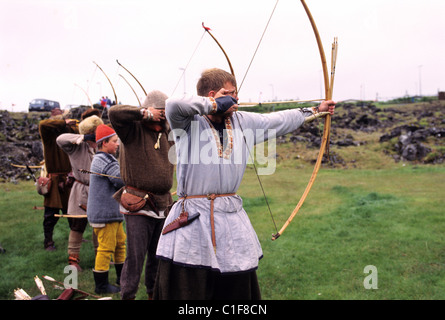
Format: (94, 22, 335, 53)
(118, 74, 142, 106)
(74, 83, 94, 108)
(11, 164, 43, 169)
(202, 23, 235, 78)
(93, 61, 118, 105)
(301, 0, 330, 99)
(272, 0, 336, 240)
(116, 59, 148, 97)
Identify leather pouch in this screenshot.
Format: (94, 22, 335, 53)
(36, 176, 52, 196)
(65, 172, 75, 189)
(121, 191, 146, 212)
(162, 211, 200, 235)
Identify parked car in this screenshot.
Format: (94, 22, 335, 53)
(64, 104, 80, 110)
(29, 99, 60, 112)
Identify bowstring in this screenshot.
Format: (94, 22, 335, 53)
(238, 0, 280, 93)
(234, 111, 279, 234)
(171, 30, 207, 97)
(234, 0, 280, 235)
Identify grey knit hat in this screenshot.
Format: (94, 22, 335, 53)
(141, 90, 168, 109)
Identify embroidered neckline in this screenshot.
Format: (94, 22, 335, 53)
(203, 116, 234, 159)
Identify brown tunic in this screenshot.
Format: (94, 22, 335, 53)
(39, 119, 78, 209)
(108, 105, 174, 212)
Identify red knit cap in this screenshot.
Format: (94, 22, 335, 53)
(96, 124, 116, 143)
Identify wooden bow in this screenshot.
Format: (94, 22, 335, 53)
(118, 74, 142, 106)
(116, 59, 148, 97)
(202, 23, 235, 77)
(202, 0, 338, 241)
(93, 61, 118, 105)
(272, 0, 338, 240)
(74, 83, 94, 108)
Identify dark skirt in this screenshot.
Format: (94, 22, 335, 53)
(153, 259, 261, 300)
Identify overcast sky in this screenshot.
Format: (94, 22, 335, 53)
(1, 0, 444, 112)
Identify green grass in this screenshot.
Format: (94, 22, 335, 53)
(241, 165, 445, 299)
(1, 164, 445, 300)
(2, 101, 444, 300)
(0, 182, 105, 300)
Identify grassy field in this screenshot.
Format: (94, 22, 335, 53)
(1, 162, 444, 300)
(1, 100, 445, 300)
(243, 165, 445, 299)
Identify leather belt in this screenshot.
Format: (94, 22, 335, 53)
(74, 179, 89, 186)
(163, 193, 236, 252)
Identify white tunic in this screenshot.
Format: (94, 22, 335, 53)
(156, 96, 313, 273)
(56, 133, 94, 216)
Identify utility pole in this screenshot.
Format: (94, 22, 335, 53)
(418, 65, 423, 96)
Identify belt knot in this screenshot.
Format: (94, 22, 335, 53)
(206, 194, 217, 200)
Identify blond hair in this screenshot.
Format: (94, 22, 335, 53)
(78, 115, 104, 135)
(196, 68, 237, 96)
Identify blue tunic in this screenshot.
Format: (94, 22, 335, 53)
(87, 152, 125, 224)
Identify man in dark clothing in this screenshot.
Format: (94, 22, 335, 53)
(38, 109, 78, 250)
(109, 90, 174, 300)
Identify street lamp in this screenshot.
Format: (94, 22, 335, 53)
(418, 65, 423, 96)
(269, 84, 274, 102)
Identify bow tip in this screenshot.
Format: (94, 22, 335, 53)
(202, 22, 211, 31)
(271, 233, 281, 241)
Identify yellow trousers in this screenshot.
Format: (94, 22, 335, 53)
(93, 222, 126, 271)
